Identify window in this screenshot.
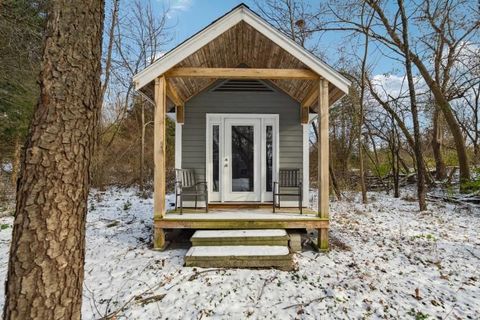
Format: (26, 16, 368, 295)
(212, 125, 219, 192)
(231, 125, 254, 192)
(266, 125, 273, 192)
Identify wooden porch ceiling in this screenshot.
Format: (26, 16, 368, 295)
(141, 21, 344, 109)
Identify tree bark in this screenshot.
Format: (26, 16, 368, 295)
(432, 107, 447, 180)
(390, 117, 400, 198)
(398, 0, 427, 211)
(3, 1, 104, 319)
(11, 136, 21, 190)
(329, 164, 342, 200)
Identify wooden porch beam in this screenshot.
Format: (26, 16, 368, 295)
(317, 79, 330, 251)
(302, 81, 320, 107)
(165, 67, 319, 80)
(153, 76, 167, 250)
(166, 81, 183, 106)
(301, 81, 319, 124)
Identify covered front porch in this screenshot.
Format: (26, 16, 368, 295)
(132, 5, 350, 252)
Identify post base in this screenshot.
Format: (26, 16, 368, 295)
(317, 228, 329, 252)
(153, 227, 169, 251)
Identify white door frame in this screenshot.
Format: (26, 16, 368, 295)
(206, 114, 279, 202)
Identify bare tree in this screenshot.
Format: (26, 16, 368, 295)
(398, 0, 427, 210)
(254, 0, 322, 50)
(116, 0, 171, 192)
(93, 0, 172, 189)
(93, 0, 120, 189)
(389, 115, 402, 197)
(321, 0, 479, 187)
(419, 0, 479, 180)
(453, 81, 480, 164)
(256, 0, 345, 196)
(3, 0, 104, 319)
(355, 4, 374, 204)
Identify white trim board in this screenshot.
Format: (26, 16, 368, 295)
(302, 121, 309, 205)
(175, 121, 182, 168)
(133, 5, 350, 94)
(206, 114, 279, 203)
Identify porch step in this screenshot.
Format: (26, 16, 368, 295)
(190, 229, 289, 246)
(186, 229, 293, 270)
(185, 245, 293, 270)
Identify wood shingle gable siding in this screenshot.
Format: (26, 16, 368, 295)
(133, 4, 350, 110)
(161, 22, 342, 107)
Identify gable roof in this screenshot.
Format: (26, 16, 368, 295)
(133, 4, 350, 98)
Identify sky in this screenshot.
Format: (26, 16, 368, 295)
(160, 0, 257, 45)
(145, 0, 477, 80)
(152, 0, 398, 75)
(148, 0, 480, 88)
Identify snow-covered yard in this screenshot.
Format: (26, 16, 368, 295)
(0, 188, 479, 319)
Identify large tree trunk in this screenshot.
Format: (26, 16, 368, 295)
(3, 1, 104, 319)
(432, 107, 447, 180)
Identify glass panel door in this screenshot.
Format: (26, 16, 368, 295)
(224, 118, 260, 201)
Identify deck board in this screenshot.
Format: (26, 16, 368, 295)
(192, 229, 287, 238)
(164, 212, 319, 220)
(155, 212, 328, 229)
(157, 208, 327, 229)
(167, 207, 317, 215)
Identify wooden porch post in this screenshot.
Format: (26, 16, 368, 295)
(154, 76, 167, 250)
(318, 79, 330, 251)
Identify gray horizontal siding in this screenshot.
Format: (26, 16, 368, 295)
(182, 84, 303, 187)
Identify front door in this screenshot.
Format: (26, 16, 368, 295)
(206, 114, 278, 203)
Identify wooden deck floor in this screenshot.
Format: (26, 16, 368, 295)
(167, 207, 317, 214)
(156, 208, 328, 229)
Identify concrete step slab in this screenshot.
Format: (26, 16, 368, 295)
(185, 245, 293, 270)
(191, 229, 289, 246)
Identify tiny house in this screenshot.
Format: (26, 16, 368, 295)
(133, 4, 350, 254)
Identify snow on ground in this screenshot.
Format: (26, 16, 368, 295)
(0, 187, 479, 319)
